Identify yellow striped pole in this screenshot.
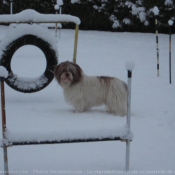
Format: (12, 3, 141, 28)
(155, 18, 160, 76)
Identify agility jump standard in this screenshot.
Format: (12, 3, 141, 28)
(0, 9, 134, 174)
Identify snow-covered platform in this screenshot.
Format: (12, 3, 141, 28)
(1, 115, 133, 146)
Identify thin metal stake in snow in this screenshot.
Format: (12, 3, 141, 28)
(55, 5, 59, 39)
(125, 61, 135, 172)
(59, 7, 62, 39)
(1, 77, 9, 175)
(168, 21, 173, 84)
(10, 0, 13, 14)
(155, 18, 160, 76)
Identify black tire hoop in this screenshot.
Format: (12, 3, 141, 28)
(0, 34, 58, 93)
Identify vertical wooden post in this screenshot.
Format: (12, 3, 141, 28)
(1, 78, 9, 175)
(73, 24, 79, 63)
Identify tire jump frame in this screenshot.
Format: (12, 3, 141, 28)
(0, 11, 80, 93)
(0, 10, 134, 175)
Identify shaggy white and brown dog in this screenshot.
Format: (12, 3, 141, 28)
(54, 61, 127, 116)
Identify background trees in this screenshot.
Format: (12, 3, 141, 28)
(0, 0, 174, 33)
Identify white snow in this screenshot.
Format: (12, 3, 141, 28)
(139, 11, 146, 22)
(131, 4, 137, 15)
(130, 5, 147, 23)
(0, 25, 175, 174)
(3, 124, 133, 145)
(2, 0, 7, 4)
(144, 20, 149, 26)
(54, 4, 59, 10)
(8, 74, 48, 91)
(152, 6, 159, 16)
(0, 66, 8, 78)
(71, 0, 80, 3)
(0, 9, 81, 25)
(123, 18, 131, 25)
(109, 15, 121, 29)
(112, 20, 120, 29)
(168, 20, 174, 26)
(165, 0, 173, 5)
(125, 61, 135, 71)
(57, 0, 63, 6)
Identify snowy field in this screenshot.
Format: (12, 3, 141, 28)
(0, 25, 175, 175)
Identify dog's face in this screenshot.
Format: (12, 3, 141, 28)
(54, 61, 83, 87)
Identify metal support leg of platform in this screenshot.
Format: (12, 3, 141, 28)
(125, 70, 132, 172)
(1, 78, 9, 175)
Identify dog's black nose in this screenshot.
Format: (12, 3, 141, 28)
(65, 73, 69, 77)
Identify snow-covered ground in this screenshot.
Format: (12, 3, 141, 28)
(0, 25, 175, 175)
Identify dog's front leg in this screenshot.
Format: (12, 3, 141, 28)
(72, 101, 86, 113)
(73, 109, 83, 113)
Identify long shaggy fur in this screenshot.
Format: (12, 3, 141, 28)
(54, 61, 127, 116)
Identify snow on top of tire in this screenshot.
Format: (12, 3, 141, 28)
(125, 61, 135, 71)
(0, 24, 58, 59)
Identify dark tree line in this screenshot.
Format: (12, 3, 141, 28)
(0, 0, 174, 33)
